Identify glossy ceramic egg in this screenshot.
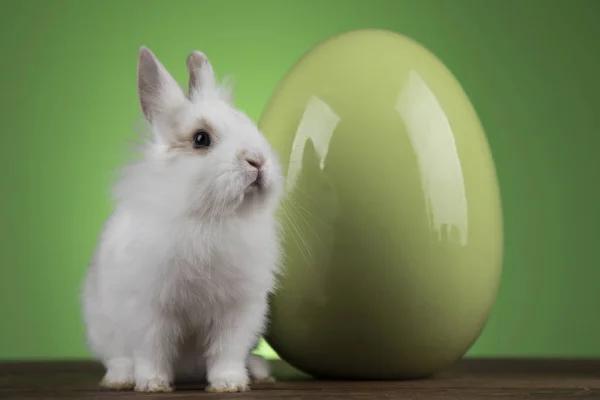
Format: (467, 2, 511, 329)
(260, 29, 503, 379)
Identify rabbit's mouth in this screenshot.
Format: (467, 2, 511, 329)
(246, 181, 262, 194)
(248, 171, 264, 190)
(244, 180, 266, 202)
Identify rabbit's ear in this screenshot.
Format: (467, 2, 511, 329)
(186, 51, 219, 102)
(218, 75, 235, 105)
(137, 46, 186, 122)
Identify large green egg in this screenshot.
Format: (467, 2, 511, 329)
(260, 29, 503, 380)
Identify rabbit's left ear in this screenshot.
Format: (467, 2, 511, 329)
(137, 46, 186, 122)
(186, 51, 232, 104)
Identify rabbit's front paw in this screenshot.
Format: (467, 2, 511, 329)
(206, 369, 250, 393)
(100, 377, 134, 390)
(134, 377, 173, 393)
(100, 358, 135, 390)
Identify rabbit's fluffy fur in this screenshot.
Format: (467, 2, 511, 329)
(82, 47, 284, 393)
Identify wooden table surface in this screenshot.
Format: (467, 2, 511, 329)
(2, 358, 600, 399)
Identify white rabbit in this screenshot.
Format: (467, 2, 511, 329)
(82, 47, 284, 393)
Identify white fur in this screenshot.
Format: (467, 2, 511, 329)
(82, 47, 284, 393)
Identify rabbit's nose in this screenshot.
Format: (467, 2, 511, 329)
(246, 157, 264, 170)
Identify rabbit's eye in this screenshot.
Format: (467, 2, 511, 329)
(193, 130, 211, 149)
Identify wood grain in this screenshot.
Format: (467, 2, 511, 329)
(1, 358, 600, 399)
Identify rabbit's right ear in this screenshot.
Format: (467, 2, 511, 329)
(137, 46, 186, 122)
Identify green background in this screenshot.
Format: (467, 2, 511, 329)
(1, 0, 599, 360)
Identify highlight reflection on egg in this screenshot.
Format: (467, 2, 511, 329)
(261, 29, 503, 379)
